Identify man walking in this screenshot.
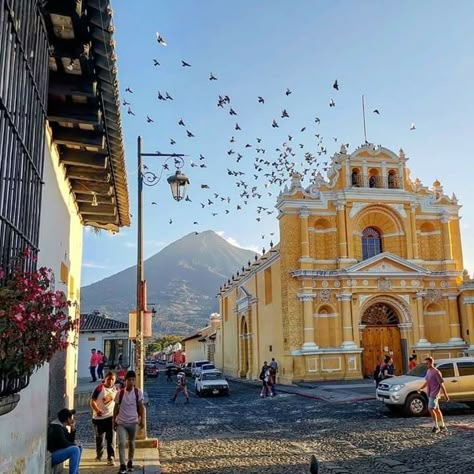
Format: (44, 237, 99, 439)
(418, 356, 449, 433)
(89, 348, 99, 382)
(97, 350, 106, 380)
(113, 370, 145, 473)
(170, 371, 189, 403)
(269, 358, 278, 395)
(47, 408, 82, 474)
(90, 371, 118, 466)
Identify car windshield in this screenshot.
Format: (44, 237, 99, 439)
(406, 363, 428, 378)
(202, 365, 215, 370)
(202, 372, 223, 380)
(196, 361, 209, 368)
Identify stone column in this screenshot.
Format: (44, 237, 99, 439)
(298, 293, 318, 351)
(441, 215, 453, 261)
(336, 202, 348, 258)
(415, 292, 430, 346)
(337, 293, 357, 348)
(300, 207, 310, 259)
(447, 294, 463, 343)
(410, 204, 419, 259)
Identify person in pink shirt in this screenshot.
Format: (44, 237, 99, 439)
(89, 348, 99, 382)
(418, 356, 450, 433)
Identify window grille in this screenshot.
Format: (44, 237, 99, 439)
(0, 0, 48, 273)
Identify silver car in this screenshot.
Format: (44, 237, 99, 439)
(376, 357, 474, 416)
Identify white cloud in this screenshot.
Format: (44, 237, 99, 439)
(216, 230, 260, 254)
(83, 261, 109, 269)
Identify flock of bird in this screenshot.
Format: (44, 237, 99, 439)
(121, 31, 417, 247)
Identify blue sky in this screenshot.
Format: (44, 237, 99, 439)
(82, 0, 474, 286)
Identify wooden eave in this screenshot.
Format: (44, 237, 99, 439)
(44, 0, 130, 232)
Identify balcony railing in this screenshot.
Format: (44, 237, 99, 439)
(351, 174, 402, 189)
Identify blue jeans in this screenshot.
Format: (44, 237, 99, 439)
(51, 445, 82, 474)
(117, 423, 138, 467)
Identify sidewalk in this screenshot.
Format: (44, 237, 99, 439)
(229, 376, 376, 402)
(79, 445, 160, 473)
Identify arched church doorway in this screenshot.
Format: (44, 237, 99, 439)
(361, 303, 403, 377)
(239, 317, 249, 377)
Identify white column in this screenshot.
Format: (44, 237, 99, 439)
(298, 293, 318, 351)
(337, 293, 357, 349)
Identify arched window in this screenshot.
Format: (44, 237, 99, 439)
(362, 227, 382, 260)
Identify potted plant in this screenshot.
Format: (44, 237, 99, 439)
(0, 250, 75, 414)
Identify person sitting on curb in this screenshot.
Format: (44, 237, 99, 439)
(47, 408, 82, 474)
(113, 370, 145, 474)
(90, 371, 118, 466)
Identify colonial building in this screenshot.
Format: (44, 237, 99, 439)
(216, 144, 474, 384)
(183, 313, 221, 363)
(0, 1, 129, 471)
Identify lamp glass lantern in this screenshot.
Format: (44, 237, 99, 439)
(167, 171, 190, 202)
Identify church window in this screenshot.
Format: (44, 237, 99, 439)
(362, 227, 382, 260)
(351, 168, 361, 187)
(388, 170, 398, 189)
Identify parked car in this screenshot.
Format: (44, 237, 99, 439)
(194, 363, 216, 379)
(165, 363, 180, 375)
(145, 362, 159, 378)
(195, 371, 230, 397)
(184, 362, 193, 377)
(376, 357, 474, 416)
(191, 360, 210, 378)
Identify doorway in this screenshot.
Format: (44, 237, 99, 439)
(361, 303, 403, 376)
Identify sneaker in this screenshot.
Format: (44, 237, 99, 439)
(127, 460, 134, 471)
(439, 425, 448, 432)
(118, 466, 127, 474)
(94, 456, 102, 462)
(431, 426, 441, 434)
(107, 458, 116, 466)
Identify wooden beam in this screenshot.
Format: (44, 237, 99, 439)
(60, 150, 108, 169)
(49, 72, 97, 98)
(74, 192, 115, 204)
(52, 128, 105, 149)
(70, 180, 112, 195)
(66, 167, 110, 183)
(48, 101, 101, 125)
(82, 215, 119, 225)
(79, 203, 117, 216)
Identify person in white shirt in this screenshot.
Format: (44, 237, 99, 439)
(113, 370, 145, 474)
(90, 371, 118, 466)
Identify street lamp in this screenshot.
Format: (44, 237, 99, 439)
(135, 135, 189, 440)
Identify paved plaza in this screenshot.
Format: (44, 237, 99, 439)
(76, 376, 474, 474)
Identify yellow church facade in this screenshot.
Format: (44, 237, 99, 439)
(216, 144, 474, 384)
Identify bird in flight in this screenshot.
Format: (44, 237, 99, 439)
(186, 130, 195, 138)
(169, 218, 173, 224)
(146, 116, 154, 123)
(181, 60, 192, 67)
(127, 107, 135, 116)
(178, 118, 185, 126)
(165, 92, 173, 100)
(258, 96, 265, 104)
(201, 184, 210, 189)
(170, 138, 176, 145)
(157, 91, 166, 101)
(373, 109, 380, 114)
(125, 87, 133, 93)
(286, 88, 292, 96)
(410, 123, 416, 130)
(281, 109, 289, 118)
(333, 79, 339, 90)
(229, 108, 237, 116)
(185, 196, 192, 202)
(272, 119, 279, 128)
(209, 73, 217, 81)
(156, 32, 167, 46)
(151, 202, 157, 205)
(122, 99, 130, 106)
(235, 123, 241, 131)
(153, 59, 160, 67)
(329, 99, 335, 107)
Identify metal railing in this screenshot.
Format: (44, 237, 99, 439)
(350, 174, 402, 189)
(0, 0, 49, 273)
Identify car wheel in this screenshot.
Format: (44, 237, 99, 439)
(404, 393, 427, 417)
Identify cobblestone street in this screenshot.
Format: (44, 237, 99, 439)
(75, 375, 474, 474)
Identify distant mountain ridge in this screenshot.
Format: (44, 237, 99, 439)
(80, 230, 257, 335)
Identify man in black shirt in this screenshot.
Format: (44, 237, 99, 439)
(47, 408, 82, 474)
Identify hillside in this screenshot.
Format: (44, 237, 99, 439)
(80, 230, 257, 335)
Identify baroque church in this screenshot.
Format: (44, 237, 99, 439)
(215, 144, 474, 383)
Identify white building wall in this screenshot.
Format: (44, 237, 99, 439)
(0, 130, 83, 473)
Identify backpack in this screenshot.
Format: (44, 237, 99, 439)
(117, 387, 140, 414)
(259, 368, 266, 381)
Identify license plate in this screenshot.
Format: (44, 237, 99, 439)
(212, 389, 219, 394)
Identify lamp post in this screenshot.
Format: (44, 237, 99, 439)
(136, 135, 189, 438)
